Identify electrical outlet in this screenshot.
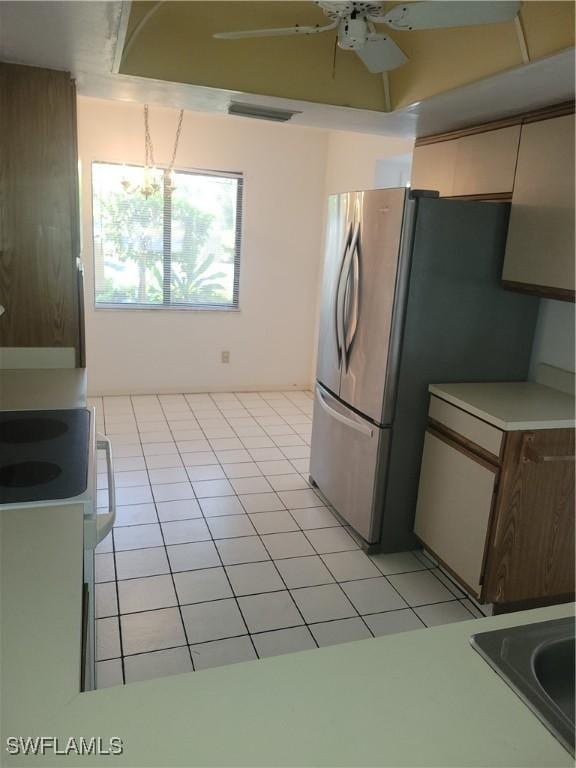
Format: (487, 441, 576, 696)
(221, 350, 230, 364)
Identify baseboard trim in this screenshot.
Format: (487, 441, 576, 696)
(87, 383, 315, 398)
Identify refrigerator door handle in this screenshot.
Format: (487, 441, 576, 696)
(344, 224, 361, 371)
(334, 222, 353, 368)
(316, 385, 374, 437)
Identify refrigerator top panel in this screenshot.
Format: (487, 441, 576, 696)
(338, 188, 411, 424)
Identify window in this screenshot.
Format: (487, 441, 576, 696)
(92, 162, 242, 309)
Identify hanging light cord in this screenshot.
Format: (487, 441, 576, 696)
(129, 105, 185, 196)
(169, 110, 185, 172)
(143, 104, 184, 171)
(144, 104, 155, 168)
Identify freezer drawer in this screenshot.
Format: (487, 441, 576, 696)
(310, 385, 388, 544)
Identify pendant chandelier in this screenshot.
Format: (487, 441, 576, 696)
(121, 104, 184, 198)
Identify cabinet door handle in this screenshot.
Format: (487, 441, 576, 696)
(523, 446, 574, 463)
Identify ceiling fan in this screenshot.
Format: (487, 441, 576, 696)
(213, 1, 522, 74)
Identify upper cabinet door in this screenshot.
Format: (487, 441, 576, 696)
(0, 63, 81, 354)
(502, 114, 575, 299)
(411, 141, 456, 196)
(452, 125, 520, 197)
(411, 125, 520, 199)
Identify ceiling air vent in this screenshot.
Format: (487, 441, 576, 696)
(227, 102, 301, 122)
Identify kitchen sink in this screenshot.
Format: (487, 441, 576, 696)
(471, 617, 575, 755)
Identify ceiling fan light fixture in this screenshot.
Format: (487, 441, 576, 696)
(337, 17, 369, 49)
(227, 102, 302, 122)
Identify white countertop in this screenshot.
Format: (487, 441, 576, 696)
(429, 381, 575, 431)
(0, 368, 87, 411)
(1, 500, 573, 767)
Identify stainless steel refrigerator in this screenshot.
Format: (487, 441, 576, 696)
(310, 188, 539, 551)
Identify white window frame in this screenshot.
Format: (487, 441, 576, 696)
(91, 161, 243, 312)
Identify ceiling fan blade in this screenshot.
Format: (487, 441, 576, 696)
(355, 34, 407, 73)
(373, 1, 521, 30)
(214, 22, 337, 40)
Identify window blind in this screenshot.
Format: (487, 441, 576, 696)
(92, 161, 242, 309)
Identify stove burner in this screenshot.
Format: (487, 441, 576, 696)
(0, 417, 68, 444)
(0, 461, 62, 488)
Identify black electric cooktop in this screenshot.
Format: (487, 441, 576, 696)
(0, 409, 90, 504)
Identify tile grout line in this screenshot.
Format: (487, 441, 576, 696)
(368, 561, 434, 630)
(96, 590, 464, 619)
(245, 530, 321, 650)
(96, 590, 459, 664)
(99, 390, 479, 676)
(306, 540, 377, 639)
(96, 553, 442, 587)
(158, 395, 263, 665)
(177, 394, 316, 651)
(149, 394, 199, 674)
(172, 396, 318, 651)
(426, 567, 479, 620)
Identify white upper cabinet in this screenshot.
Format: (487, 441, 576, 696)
(411, 125, 520, 198)
(502, 114, 575, 299)
(451, 125, 520, 196)
(411, 140, 457, 196)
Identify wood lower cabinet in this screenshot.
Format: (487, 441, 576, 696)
(0, 62, 82, 361)
(484, 428, 575, 604)
(415, 396, 575, 607)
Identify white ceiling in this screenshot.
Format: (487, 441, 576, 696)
(0, 1, 573, 138)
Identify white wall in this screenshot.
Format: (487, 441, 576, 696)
(78, 97, 328, 395)
(323, 131, 414, 196)
(529, 298, 575, 378)
(82, 102, 571, 398)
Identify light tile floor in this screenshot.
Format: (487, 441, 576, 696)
(90, 390, 484, 689)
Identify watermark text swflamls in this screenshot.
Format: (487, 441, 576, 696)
(6, 736, 124, 756)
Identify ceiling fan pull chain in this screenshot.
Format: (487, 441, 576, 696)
(331, 34, 338, 79)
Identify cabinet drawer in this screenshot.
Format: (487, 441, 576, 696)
(429, 395, 503, 459)
(414, 431, 498, 596)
